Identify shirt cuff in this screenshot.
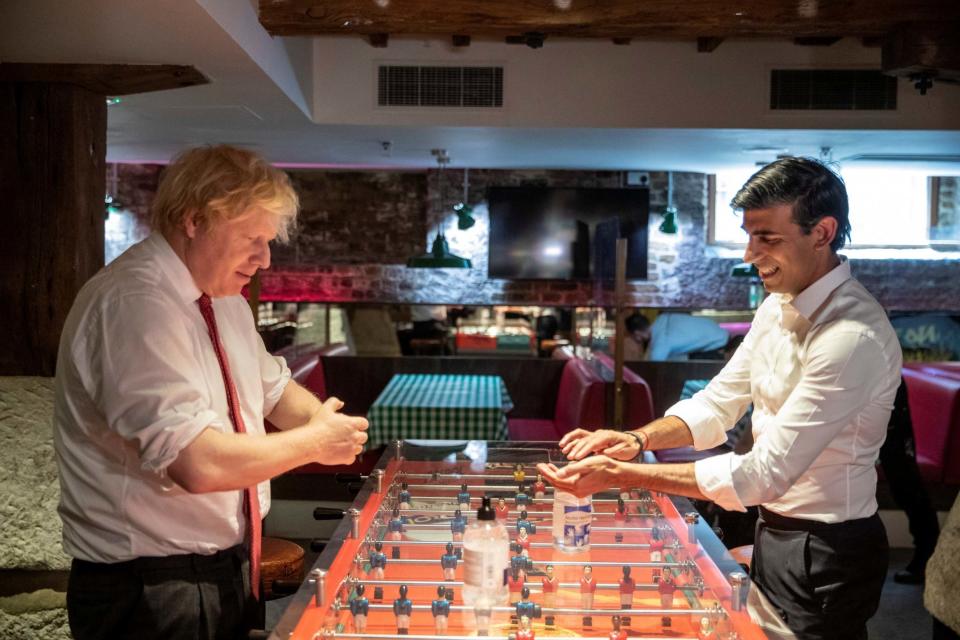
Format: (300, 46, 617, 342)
(694, 453, 746, 512)
(665, 398, 728, 451)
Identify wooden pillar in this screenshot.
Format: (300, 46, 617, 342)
(0, 83, 105, 375)
(0, 63, 208, 376)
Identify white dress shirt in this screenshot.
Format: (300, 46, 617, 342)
(667, 259, 901, 522)
(54, 234, 291, 563)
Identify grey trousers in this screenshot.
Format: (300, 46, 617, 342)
(67, 545, 258, 640)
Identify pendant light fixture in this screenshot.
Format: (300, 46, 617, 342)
(659, 171, 678, 234)
(453, 167, 476, 230)
(407, 149, 473, 269)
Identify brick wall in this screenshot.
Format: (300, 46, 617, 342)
(106, 164, 960, 311)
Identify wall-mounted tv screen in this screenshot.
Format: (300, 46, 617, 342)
(487, 186, 649, 280)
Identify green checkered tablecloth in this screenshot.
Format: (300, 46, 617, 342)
(366, 374, 513, 448)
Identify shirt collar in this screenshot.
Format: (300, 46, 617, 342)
(147, 233, 204, 305)
(784, 257, 851, 322)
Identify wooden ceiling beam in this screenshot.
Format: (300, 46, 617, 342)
(0, 64, 207, 96)
(259, 0, 960, 39)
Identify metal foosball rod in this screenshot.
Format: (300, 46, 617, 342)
(377, 540, 660, 550)
(339, 603, 710, 616)
(325, 635, 698, 640)
(360, 558, 689, 569)
(395, 490, 652, 505)
(348, 579, 704, 592)
(394, 507, 655, 518)
(394, 523, 661, 533)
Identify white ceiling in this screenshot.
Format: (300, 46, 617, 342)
(4, 0, 960, 173)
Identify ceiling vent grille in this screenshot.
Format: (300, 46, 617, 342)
(378, 65, 503, 107)
(770, 70, 897, 110)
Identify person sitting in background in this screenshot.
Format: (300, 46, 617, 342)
(623, 312, 729, 361)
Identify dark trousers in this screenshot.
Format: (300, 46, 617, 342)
(67, 545, 258, 640)
(752, 507, 888, 640)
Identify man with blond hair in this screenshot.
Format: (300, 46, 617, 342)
(54, 145, 369, 639)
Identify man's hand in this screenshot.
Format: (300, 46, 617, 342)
(308, 396, 369, 466)
(536, 457, 625, 498)
(559, 428, 640, 461)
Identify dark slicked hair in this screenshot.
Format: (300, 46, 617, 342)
(731, 157, 851, 252)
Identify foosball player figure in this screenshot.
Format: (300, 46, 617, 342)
(495, 497, 511, 520)
(698, 616, 717, 640)
(580, 564, 596, 628)
(508, 566, 526, 605)
(658, 571, 677, 628)
(451, 509, 467, 556)
(541, 564, 558, 628)
(516, 510, 536, 536)
(619, 565, 635, 626)
(513, 463, 526, 484)
(619, 486, 632, 501)
(398, 482, 412, 510)
(431, 585, 451, 634)
(441, 542, 459, 581)
(393, 584, 413, 635)
(349, 583, 370, 633)
(649, 526, 664, 582)
(515, 484, 530, 508)
(388, 508, 405, 559)
(510, 543, 530, 579)
(516, 615, 535, 640)
(609, 615, 627, 640)
(516, 527, 531, 556)
(614, 498, 628, 543)
(532, 473, 546, 500)
(515, 586, 541, 625)
(368, 541, 387, 600)
(457, 483, 471, 511)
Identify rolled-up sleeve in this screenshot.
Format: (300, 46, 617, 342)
(84, 294, 220, 474)
(259, 347, 291, 417)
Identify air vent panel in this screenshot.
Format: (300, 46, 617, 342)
(770, 70, 897, 110)
(378, 65, 503, 108)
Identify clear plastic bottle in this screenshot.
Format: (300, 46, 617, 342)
(462, 495, 510, 608)
(553, 489, 592, 552)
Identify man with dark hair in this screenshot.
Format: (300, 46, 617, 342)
(542, 157, 901, 640)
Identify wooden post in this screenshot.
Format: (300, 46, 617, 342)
(0, 63, 207, 375)
(0, 83, 105, 375)
(613, 238, 627, 430)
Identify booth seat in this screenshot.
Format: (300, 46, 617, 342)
(591, 352, 656, 427)
(902, 364, 960, 485)
(507, 358, 605, 441)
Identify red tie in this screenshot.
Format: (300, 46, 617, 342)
(197, 293, 262, 600)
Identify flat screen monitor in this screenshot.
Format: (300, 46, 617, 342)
(487, 186, 649, 280)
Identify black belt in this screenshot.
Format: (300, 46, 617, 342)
(72, 544, 245, 574)
(759, 506, 880, 533)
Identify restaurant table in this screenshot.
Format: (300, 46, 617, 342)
(366, 373, 513, 448)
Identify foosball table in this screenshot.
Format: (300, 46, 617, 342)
(270, 441, 792, 640)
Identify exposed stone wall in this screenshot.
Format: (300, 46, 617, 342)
(106, 164, 960, 311)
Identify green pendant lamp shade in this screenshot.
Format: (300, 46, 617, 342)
(730, 262, 760, 278)
(406, 231, 472, 268)
(453, 202, 476, 230)
(658, 205, 678, 234)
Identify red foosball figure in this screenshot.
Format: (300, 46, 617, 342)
(508, 567, 526, 604)
(516, 527, 531, 556)
(658, 572, 676, 628)
(541, 564, 558, 627)
(495, 497, 510, 520)
(580, 565, 596, 627)
(516, 616, 535, 640)
(609, 615, 627, 640)
(533, 474, 546, 500)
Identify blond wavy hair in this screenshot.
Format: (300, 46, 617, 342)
(151, 145, 298, 242)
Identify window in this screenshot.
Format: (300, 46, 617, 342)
(711, 167, 960, 248)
